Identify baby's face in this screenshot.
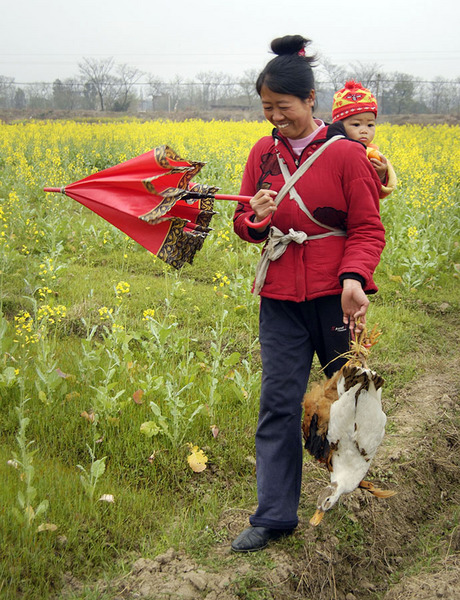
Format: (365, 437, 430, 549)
(341, 112, 376, 146)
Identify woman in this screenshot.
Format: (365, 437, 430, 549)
(231, 35, 385, 552)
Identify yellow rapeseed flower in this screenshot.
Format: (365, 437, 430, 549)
(142, 308, 155, 321)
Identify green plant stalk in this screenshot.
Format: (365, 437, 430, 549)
(11, 386, 49, 530)
(76, 420, 107, 500)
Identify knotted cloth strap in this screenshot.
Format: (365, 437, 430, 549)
(253, 227, 308, 295)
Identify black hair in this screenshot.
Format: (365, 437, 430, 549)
(256, 35, 317, 100)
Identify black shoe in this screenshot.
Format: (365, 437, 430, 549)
(231, 526, 293, 553)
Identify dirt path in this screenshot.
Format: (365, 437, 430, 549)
(62, 359, 460, 600)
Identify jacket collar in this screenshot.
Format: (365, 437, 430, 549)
(272, 122, 334, 163)
(272, 120, 365, 158)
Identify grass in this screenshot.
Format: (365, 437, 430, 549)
(1, 264, 457, 599)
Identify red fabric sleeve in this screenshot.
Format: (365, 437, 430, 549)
(233, 140, 271, 243)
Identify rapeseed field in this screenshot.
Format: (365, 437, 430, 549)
(0, 119, 458, 600)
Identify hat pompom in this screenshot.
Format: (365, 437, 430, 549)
(344, 80, 362, 90)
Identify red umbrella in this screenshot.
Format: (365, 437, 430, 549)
(44, 144, 263, 269)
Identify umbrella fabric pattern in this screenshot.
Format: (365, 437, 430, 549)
(44, 145, 239, 269)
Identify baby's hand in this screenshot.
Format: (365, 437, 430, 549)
(370, 154, 388, 183)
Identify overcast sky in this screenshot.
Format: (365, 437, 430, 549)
(1, 0, 459, 84)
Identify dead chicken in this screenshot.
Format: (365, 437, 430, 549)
(302, 326, 396, 525)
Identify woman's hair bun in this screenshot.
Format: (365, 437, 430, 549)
(271, 35, 311, 56)
(256, 34, 316, 99)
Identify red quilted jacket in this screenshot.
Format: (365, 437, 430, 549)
(233, 126, 385, 301)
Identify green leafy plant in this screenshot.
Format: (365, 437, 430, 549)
(196, 309, 241, 419)
(141, 371, 204, 446)
(77, 434, 108, 501)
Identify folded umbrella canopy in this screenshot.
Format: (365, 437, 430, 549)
(44, 145, 254, 269)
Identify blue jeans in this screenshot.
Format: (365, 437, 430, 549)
(249, 295, 349, 529)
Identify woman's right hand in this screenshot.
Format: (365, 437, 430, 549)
(250, 189, 278, 223)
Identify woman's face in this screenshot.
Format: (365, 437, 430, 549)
(260, 85, 316, 139)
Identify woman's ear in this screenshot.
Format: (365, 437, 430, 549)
(307, 89, 316, 107)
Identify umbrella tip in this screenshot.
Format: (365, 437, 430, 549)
(44, 187, 65, 194)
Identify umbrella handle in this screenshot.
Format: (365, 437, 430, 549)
(207, 193, 272, 230)
(243, 213, 272, 230)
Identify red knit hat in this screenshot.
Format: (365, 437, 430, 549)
(332, 80, 378, 122)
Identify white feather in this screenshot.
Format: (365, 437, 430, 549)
(317, 367, 387, 511)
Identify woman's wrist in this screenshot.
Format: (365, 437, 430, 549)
(340, 273, 365, 288)
(342, 278, 362, 289)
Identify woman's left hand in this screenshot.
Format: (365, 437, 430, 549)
(341, 279, 369, 333)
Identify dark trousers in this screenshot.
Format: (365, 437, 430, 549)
(249, 295, 350, 529)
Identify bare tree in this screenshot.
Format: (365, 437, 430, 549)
(26, 83, 52, 109)
(348, 61, 383, 89)
(0, 75, 16, 108)
(425, 76, 453, 113)
(218, 73, 237, 104)
(78, 57, 115, 111)
(180, 79, 199, 109)
(52, 78, 82, 110)
(167, 76, 184, 112)
(318, 58, 348, 89)
(147, 75, 165, 109)
(82, 82, 98, 110)
(196, 71, 213, 108)
(238, 69, 259, 108)
(452, 77, 460, 114)
(195, 71, 233, 108)
(441, 79, 459, 113)
(316, 59, 349, 113)
(113, 64, 143, 111)
(380, 72, 418, 114)
(14, 87, 26, 109)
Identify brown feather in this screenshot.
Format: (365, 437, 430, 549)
(302, 369, 341, 463)
(302, 369, 341, 434)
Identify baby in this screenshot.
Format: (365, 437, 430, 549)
(332, 80, 396, 198)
